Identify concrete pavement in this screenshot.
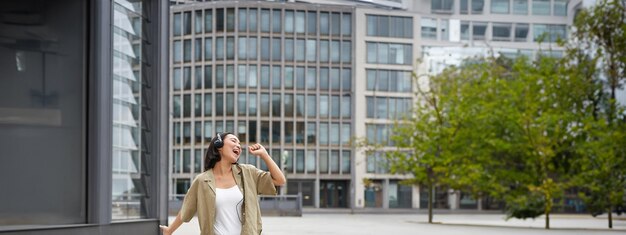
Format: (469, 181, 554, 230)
(167, 213, 626, 235)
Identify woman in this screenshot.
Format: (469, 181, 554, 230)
(160, 132, 286, 235)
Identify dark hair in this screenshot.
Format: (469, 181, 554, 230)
(204, 132, 234, 171)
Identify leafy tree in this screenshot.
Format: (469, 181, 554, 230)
(567, 0, 626, 228)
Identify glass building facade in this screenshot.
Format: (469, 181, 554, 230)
(0, 0, 169, 234)
(170, 0, 576, 211)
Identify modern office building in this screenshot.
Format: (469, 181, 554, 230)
(169, 0, 580, 211)
(0, 0, 169, 234)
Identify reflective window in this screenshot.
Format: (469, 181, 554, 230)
(204, 94, 212, 116)
(285, 66, 294, 89)
(532, 0, 550, 15)
(216, 93, 223, 116)
(183, 150, 191, 173)
(296, 150, 305, 173)
(204, 65, 212, 89)
(461, 21, 470, 40)
(195, 10, 203, 34)
(331, 40, 340, 63)
(261, 93, 270, 116)
(320, 68, 329, 90)
(513, 0, 528, 14)
(493, 23, 512, 41)
(173, 95, 181, 117)
(366, 42, 412, 65)
(285, 122, 294, 145)
(239, 8, 247, 32)
(331, 96, 340, 118)
(491, 0, 510, 13)
(261, 37, 270, 60)
(306, 151, 316, 173)
(472, 22, 487, 40)
(296, 95, 305, 117)
(216, 65, 224, 87)
(238, 37, 247, 59)
(307, 67, 317, 90)
(342, 69, 351, 91)
(261, 9, 270, 32)
(183, 67, 191, 90)
(194, 94, 202, 117)
(226, 92, 234, 116)
(226, 37, 234, 60)
(330, 150, 340, 173)
(341, 95, 351, 118)
(319, 150, 329, 173)
(431, 0, 454, 13)
(204, 9, 213, 33)
(183, 39, 191, 62)
(460, 0, 469, 14)
(174, 40, 182, 63)
(341, 150, 351, 173)
(272, 121, 281, 144)
(341, 41, 351, 63)
(285, 39, 294, 61)
(238, 121, 247, 143)
(331, 13, 340, 35)
(226, 65, 235, 88)
(320, 40, 329, 62)
(296, 39, 305, 62)
(195, 39, 202, 62)
(174, 13, 182, 36)
(273, 9, 282, 33)
(330, 68, 340, 91)
(204, 38, 212, 61)
(296, 11, 305, 34)
(238, 93, 246, 115)
(204, 122, 213, 142)
(272, 94, 281, 117)
(260, 65, 270, 89)
(173, 68, 182, 91)
(226, 8, 235, 32)
(341, 13, 351, 36)
(194, 122, 202, 144)
(320, 95, 329, 118)
(248, 37, 257, 60)
(285, 10, 294, 33)
(272, 38, 281, 61)
(440, 19, 449, 41)
(216, 9, 224, 32)
(184, 11, 192, 35)
(272, 66, 281, 89)
(533, 24, 566, 42)
(249, 93, 257, 116)
(285, 94, 294, 117)
(249, 120, 257, 142)
(249, 9, 257, 32)
(421, 18, 437, 39)
(216, 37, 224, 59)
(307, 39, 317, 62)
(248, 65, 257, 88)
(472, 0, 485, 14)
(296, 122, 305, 144)
(307, 95, 317, 118)
(553, 0, 567, 16)
(320, 12, 329, 35)
(307, 122, 317, 144)
(320, 123, 329, 145)
(366, 15, 413, 38)
(307, 11, 317, 35)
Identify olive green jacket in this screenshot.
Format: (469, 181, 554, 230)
(179, 164, 277, 235)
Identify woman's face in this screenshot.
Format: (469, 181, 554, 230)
(218, 134, 242, 163)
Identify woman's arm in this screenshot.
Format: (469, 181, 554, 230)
(159, 213, 183, 235)
(249, 143, 286, 186)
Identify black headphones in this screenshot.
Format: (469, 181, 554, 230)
(214, 132, 224, 148)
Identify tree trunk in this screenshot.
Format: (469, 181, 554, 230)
(609, 206, 613, 228)
(428, 183, 433, 223)
(545, 211, 550, 229)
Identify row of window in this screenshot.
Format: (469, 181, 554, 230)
(366, 42, 413, 65)
(366, 69, 413, 93)
(173, 121, 352, 146)
(173, 37, 352, 63)
(173, 93, 351, 119)
(172, 65, 352, 92)
(432, 0, 567, 16)
(173, 8, 352, 36)
(421, 19, 566, 43)
(366, 15, 413, 38)
(366, 97, 413, 120)
(366, 124, 399, 147)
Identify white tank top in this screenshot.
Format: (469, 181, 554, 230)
(214, 185, 243, 235)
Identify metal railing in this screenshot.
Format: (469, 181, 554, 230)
(259, 194, 302, 217)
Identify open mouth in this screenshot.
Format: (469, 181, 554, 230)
(233, 148, 241, 155)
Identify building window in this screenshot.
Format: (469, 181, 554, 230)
(431, 0, 454, 13)
(532, 0, 550, 15)
(492, 23, 512, 41)
(421, 18, 438, 39)
(366, 42, 412, 65)
(472, 0, 485, 14)
(533, 24, 567, 42)
(461, 21, 470, 40)
(491, 0, 510, 14)
(472, 22, 487, 40)
(513, 0, 528, 14)
(514, 23, 529, 42)
(553, 0, 567, 16)
(366, 15, 413, 38)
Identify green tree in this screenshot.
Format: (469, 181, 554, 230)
(568, 0, 626, 228)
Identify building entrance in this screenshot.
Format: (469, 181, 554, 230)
(287, 180, 315, 207)
(319, 180, 348, 208)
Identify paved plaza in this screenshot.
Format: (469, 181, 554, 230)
(168, 212, 626, 235)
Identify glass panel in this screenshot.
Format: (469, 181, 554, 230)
(307, 11, 317, 35)
(195, 10, 203, 34)
(261, 9, 270, 32)
(320, 40, 329, 62)
(341, 95, 351, 118)
(296, 11, 305, 33)
(472, 0, 485, 14)
(320, 12, 329, 35)
(306, 151, 317, 173)
(367, 15, 376, 36)
(341, 13, 351, 36)
(306, 39, 317, 62)
(249, 9, 257, 32)
(493, 23, 512, 41)
(285, 10, 294, 33)
(532, 0, 550, 15)
(248, 37, 257, 60)
(472, 22, 487, 40)
(553, 0, 567, 16)
(306, 67, 316, 90)
(194, 94, 202, 117)
(331, 13, 340, 35)
(285, 122, 293, 145)
(341, 150, 351, 173)
(307, 122, 317, 144)
(0, 0, 87, 224)
(296, 95, 305, 117)
(184, 12, 192, 35)
(239, 8, 247, 32)
(273, 9, 282, 33)
(226, 92, 234, 116)
(307, 95, 317, 118)
(513, 0, 528, 14)
(216, 9, 224, 32)
(272, 38, 281, 61)
(261, 65, 270, 89)
(261, 37, 270, 60)
(249, 93, 257, 116)
(204, 9, 212, 33)
(272, 66, 281, 89)
(330, 150, 340, 173)
(204, 94, 212, 116)
(183, 39, 191, 62)
(491, 0, 510, 13)
(249, 120, 257, 142)
(319, 150, 329, 173)
(238, 37, 247, 60)
(285, 39, 294, 61)
(272, 121, 281, 144)
(261, 93, 270, 117)
(341, 41, 351, 63)
(296, 39, 305, 62)
(238, 93, 246, 115)
(174, 13, 182, 36)
(296, 150, 305, 173)
(296, 67, 305, 90)
(284, 66, 294, 89)
(320, 123, 329, 145)
(421, 18, 437, 39)
(272, 94, 281, 117)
